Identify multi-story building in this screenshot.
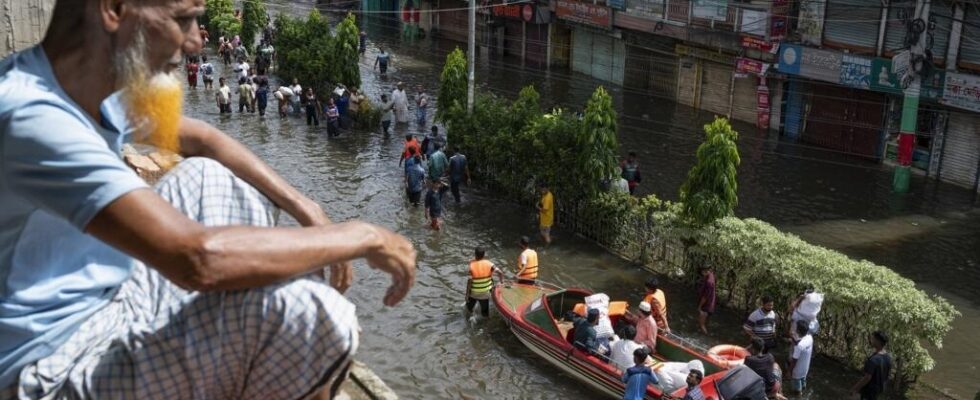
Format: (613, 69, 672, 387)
(425, 0, 980, 192)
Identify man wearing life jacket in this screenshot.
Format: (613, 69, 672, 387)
(642, 277, 671, 334)
(466, 247, 503, 317)
(516, 236, 539, 284)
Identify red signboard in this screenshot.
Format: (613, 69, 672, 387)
(492, 3, 535, 22)
(770, 15, 787, 40)
(556, 0, 611, 28)
(736, 57, 767, 75)
(741, 35, 774, 52)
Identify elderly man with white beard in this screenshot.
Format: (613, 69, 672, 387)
(0, 1, 417, 399)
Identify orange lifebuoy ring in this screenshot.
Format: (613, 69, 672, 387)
(708, 344, 750, 368)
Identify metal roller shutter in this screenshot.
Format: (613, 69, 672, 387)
(731, 75, 758, 124)
(625, 45, 653, 91)
(700, 62, 732, 116)
(572, 29, 593, 77)
(649, 51, 677, 101)
(611, 37, 626, 85)
(504, 20, 522, 57)
(823, 0, 881, 52)
(937, 113, 980, 190)
(677, 59, 698, 107)
(959, 8, 980, 69)
(593, 34, 615, 83)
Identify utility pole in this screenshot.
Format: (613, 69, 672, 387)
(893, 0, 930, 193)
(467, 0, 476, 114)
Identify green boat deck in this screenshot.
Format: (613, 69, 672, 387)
(496, 284, 556, 314)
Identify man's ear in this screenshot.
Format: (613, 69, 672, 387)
(100, 0, 129, 33)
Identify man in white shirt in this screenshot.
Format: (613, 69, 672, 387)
(609, 325, 644, 371)
(290, 78, 303, 115)
(215, 77, 231, 113)
(788, 320, 814, 394)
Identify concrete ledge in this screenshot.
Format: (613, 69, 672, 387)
(338, 361, 398, 400)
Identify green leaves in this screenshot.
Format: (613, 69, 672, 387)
(240, 0, 268, 52)
(274, 12, 361, 94)
(680, 117, 740, 226)
(437, 48, 467, 124)
(205, 0, 238, 38)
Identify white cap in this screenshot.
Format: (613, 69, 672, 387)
(638, 301, 651, 312)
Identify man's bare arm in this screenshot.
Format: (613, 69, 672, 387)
(178, 117, 327, 227)
(86, 189, 416, 305)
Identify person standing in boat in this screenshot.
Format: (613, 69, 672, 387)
(465, 247, 503, 318)
(621, 348, 659, 400)
(516, 236, 539, 284)
(638, 277, 671, 334)
(634, 301, 658, 352)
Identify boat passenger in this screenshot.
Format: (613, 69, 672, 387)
(466, 247, 503, 317)
(572, 308, 603, 356)
(621, 348, 659, 400)
(681, 369, 706, 400)
(609, 325, 644, 371)
(635, 301, 659, 353)
(516, 236, 539, 284)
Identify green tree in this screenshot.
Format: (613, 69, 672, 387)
(437, 48, 467, 123)
(333, 13, 361, 88)
(240, 0, 268, 52)
(205, 0, 239, 38)
(679, 117, 740, 226)
(574, 86, 620, 198)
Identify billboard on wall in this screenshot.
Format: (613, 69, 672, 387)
(797, 0, 825, 46)
(692, 0, 728, 21)
(556, 0, 611, 28)
(942, 72, 980, 112)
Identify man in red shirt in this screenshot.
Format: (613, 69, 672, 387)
(399, 134, 421, 167)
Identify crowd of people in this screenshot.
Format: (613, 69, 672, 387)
(184, 17, 892, 400)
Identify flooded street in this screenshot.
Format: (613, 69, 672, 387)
(185, 5, 977, 398)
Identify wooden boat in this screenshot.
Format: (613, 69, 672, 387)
(493, 280, 751, 399)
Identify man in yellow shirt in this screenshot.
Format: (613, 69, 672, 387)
(537, 183, 554, 244)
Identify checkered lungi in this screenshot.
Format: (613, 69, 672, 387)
(4, 157, 359, 400)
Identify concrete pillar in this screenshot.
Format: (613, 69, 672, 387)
(875, 0, 889, 57)
(1, 0, 55, 57)
(945, 3, 964, 70)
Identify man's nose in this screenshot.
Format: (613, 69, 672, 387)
(184, 23, 203, 55)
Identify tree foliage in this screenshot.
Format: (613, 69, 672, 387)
(240, 0, 268, 52)
(437, 48, 467, 123)
(436, 56, 955, 392)
(679, 117, 740, 226)
(577, 87, 620, 198)
(205, 0, 239, 39)
(274, 12, 361, 95)
(333, 14, 362, 89)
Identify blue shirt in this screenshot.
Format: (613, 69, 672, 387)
(449, 153, 467, 183)
(407, 164, 426, 194)
(0, 46, 148, 386)
(424, 189, 442, 216)
(621, 365, 658, 400)
(404, 155, 416, 176)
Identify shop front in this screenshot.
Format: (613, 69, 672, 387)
(556, 0, 624, 84)
(934, 72, 980, 191)
(777, 44, 892, 159)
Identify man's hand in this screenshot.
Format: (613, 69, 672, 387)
(363, 226, 416, 306)
(329, 263, 354, 293)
